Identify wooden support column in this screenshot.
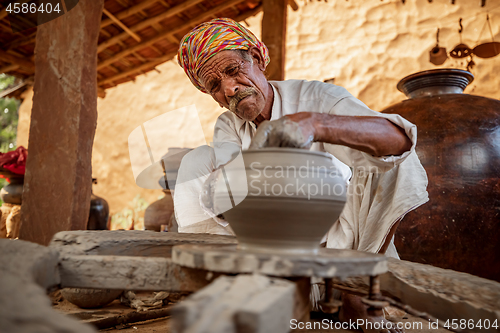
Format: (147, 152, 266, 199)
(19, 0, 104, 245)
(261, 0, 287, 81)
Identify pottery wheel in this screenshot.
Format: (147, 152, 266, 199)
(172, 244, 387, 278)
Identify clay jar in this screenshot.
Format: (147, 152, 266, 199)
(382, 69, 500, 281)
(0, 177, 24, 205)
(214, 148, 347, 254)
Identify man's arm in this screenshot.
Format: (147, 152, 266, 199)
(250, 111, 412, 157)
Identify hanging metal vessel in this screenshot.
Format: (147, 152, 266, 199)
(473, 42, 500, 58)
(449, 43, 472, 58)
(382, 69, 500, 282)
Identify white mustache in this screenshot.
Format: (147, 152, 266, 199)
(229, 88, 257, 113)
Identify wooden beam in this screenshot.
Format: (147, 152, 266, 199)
(18, 0, 104, 245)
(233, 5, 263, 23)
(98, 0, 205, 53)
(4, 34, 36, 50)
(0, 0, 30, 21)
(100, 0, 158, 29)
(0, 49, 34, 71)
(102, 8, 141, 42)
(262, 0, 287, 80)
(98, 51, 175, 86)
(0, 64, 20, 74)
(97, 0, 245, 71)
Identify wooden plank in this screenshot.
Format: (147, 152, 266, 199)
(100, 0, 158, 28)
(98, 51, 174, 86)
(102, 8, 141, 42)
(59, 255, 218, 292)
(233, 4, 263, 22)
(4, 33, 36, 50)
(96, 0, 245, 70)
(0, 64, 20, 74)
(49, 230, 237, 258)
(97, 0, 205, 53)
(0, 49, 34, 71)
(171, 274, 296, 333)
(261, 0, 287, 80)
(288, 0, 299, 11)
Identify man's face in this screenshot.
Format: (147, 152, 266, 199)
(198, 48, 269, 122)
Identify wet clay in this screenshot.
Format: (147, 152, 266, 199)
(249, 118, 314, 149)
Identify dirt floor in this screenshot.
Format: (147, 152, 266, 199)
(52, 290, 451, 333)
(96, 313, 451, 333)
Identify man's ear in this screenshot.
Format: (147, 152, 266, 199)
(248, 46, 266, 71)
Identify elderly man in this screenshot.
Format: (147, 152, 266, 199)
(174, 18, 428, 332)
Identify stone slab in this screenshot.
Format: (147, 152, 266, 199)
(172, 244, 387, 278)
(0, 239, 96, 333)
(171, 274, 296, 333)
(59, 255, 218, 292)
(50, 230, 237, 258)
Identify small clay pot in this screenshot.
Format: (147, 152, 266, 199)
(61, 288, 123, 309)
(0, 177, 23, 205)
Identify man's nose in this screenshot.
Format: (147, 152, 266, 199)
(222, 78, 239, 99)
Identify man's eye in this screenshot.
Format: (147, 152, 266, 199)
(209, 82, 220, 93)
(227, 67, 238, 75)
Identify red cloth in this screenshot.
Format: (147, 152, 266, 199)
(0, 146, 27, 175)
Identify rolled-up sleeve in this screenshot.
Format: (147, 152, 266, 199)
(324, 96, 417, 173)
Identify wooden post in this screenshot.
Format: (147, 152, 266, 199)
(19, 0, 104, 245)
(261, 0, 287, 81)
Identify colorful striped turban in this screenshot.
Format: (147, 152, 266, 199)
(177, 18, 270, 93)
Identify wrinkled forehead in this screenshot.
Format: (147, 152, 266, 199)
(197, 50, 246, 82)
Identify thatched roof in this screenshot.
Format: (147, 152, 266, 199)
(0, 0, 263, 98)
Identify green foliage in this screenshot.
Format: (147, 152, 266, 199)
(0, 74, 20, 153)
(110, 195, 149, 230)
(0, 74, 15, 91)
(0, 74, 21, 204)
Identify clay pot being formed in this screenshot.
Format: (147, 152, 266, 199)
(382, 68, 500, 282)
(214, 148, 347, 255)
(61, 288, 123, 309)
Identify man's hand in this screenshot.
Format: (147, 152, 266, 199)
(249, 113, 316, 149)
(249, 112, 412, 157)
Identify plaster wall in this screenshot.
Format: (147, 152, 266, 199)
(17, 0, 500, 218)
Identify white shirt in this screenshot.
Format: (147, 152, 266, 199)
(212, 80, 429, 254)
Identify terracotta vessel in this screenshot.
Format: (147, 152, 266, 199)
(144, 190, 175, 231)
(61, 288, 122, 309)
(382, 69, 500, 281)
(87, 178, 109, 230)
(0, 176, 23, 205)
(215, 148, 347, 254)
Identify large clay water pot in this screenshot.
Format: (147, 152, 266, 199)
(214, 148, 347, 254)
(382, 69, 500, 281)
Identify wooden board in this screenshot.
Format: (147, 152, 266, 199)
(50, 231, 237, 258)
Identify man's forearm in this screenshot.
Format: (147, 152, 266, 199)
(307, 112, 412, 157)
